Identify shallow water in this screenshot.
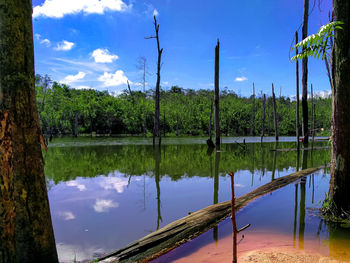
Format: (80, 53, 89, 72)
(153, 173, 350, 263)
(44, 137, 334, 262)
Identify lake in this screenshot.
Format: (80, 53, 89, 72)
(43, 137, 349, 262)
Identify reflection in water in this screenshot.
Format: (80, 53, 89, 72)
(154, 146, 162, 230)
(298, 177, 306, 250)
(271, 142, 278, 181)
(44, 138, 333, 262)
(293, 183, 298, 247)
(213, 150, 220, 242)
(153, 171, 350, 263)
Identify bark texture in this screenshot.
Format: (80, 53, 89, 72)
(330, 0, 350, 213)
(0, 1, 58, 262)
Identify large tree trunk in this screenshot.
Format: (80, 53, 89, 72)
(0, 1, 58, 262)
(330, 0, 350, 213)
(214, 40, 220, 148)
(301, 0, 309, 145)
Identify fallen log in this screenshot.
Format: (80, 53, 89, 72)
(98, 167, 322, 263)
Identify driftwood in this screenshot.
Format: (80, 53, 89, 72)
(98, 167, 322, 263)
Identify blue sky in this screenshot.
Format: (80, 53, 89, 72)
(32, 0, 332, 97)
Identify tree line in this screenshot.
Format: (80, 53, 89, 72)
(35, 74, 332, 138)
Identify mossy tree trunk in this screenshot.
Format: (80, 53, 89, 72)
(0, 0, 58, 262)
(330, 0, 350, 214)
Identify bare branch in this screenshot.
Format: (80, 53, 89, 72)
(145, 36, 157, 39)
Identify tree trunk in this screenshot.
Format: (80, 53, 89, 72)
(301, 0, 309, 145)
(330, 0, 350, 213)
(150, 16, 163, 146)
(0, 1, 58, 262)
(272, 84, 279, 141)
(176, 113, 179, 136)
(250, 83, 255, 136)
(74, 111, 78, 138)
(296, 31, 300, 149)
(209, 98, 213, 139)
(214, 39, 220, 148)
(261, 94, 266, 141)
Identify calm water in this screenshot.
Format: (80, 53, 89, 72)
(44, 137, 335, 262)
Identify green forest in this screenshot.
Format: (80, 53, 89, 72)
(35, 74, 332, 137)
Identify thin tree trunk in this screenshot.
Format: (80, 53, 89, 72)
(250, 83, 255, 136)
(176, 113, 179, 136)
(0, 1, 58, 262)
(311, 84, 314, 138)
(214, 39, 220, 148)
(296, 31, 300, 149)
(146, 16, 163, 146)
(272, 84, 279, 141)
(301, 0, 309, 145)
(261, 94, 266, 142)
(163, 112, 166, 137)
(74, 112, 78, 138)
(209, 98, 213, 139)
(330, 0, 350, 213)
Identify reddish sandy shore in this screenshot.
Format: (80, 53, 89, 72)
(167, 231, 350, 263)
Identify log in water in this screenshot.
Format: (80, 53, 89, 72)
(98, 167, 322, 263)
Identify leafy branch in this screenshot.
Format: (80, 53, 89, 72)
(291, 21, 343, 61)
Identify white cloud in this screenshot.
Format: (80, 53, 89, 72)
(162, 81, 169, 85)
(58, 211, 76, 220)
(66, 180, 87, 191)
(91, 48, 119, 63)
(153, 9, 159, 16)
(93, 199, 119, 213)
(40, 38, 51, 47)
(33, 0, 129, 18)
(235, 76, 248, 82)
(98, 70, 128, 87)
(54, 40, 75, 51)
(99, 177, 129, 193)
(61, 72, 86, 85)
(35, 34, 41, 40)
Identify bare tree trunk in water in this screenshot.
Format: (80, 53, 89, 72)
(302, 0, 309, 145)
(250, 83, 255, 136)
(261, 94, 266, 142)
(330, 0, 350, 214)
(272, 84, 279, 141)
(74, 112, 78, 138)
(214, 40, 220, 148)
(146, 16, 163, 146)
(0, 1, 58, 262)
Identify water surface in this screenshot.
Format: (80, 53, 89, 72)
(44, 137, 332, 262)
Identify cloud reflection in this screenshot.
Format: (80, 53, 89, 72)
(66, 180, 87, 191)
(99, 176, 129, 193)
(93, 199, 119, 213)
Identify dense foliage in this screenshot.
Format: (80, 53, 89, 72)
(35, 74, 332, 137)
